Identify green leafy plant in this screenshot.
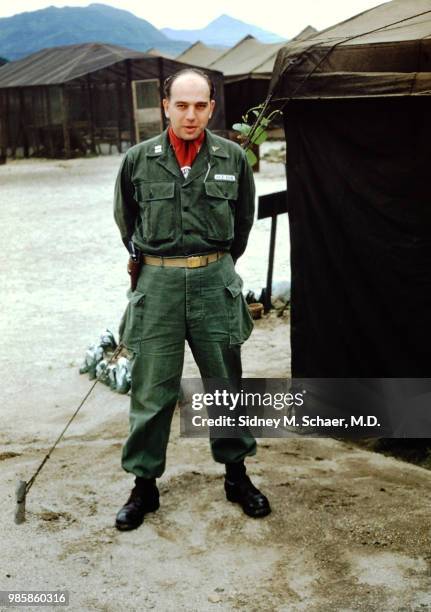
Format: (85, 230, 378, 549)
(233, 104, 283, 166)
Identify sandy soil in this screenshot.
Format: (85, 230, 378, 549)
(1, 153, 431, 612)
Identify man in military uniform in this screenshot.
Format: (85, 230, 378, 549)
(113, 68, 271, 531)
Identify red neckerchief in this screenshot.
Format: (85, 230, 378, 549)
(168, 126, 205, 178)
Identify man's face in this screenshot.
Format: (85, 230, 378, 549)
(163, 73, 216, 141)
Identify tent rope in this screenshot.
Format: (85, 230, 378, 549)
(242, 7, 431, 150)
(25, 343, 124, 494)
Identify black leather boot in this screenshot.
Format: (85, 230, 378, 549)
(224, 462, 271, 518)
(115, 477, 160, 531)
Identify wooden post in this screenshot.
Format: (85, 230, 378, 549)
(257, 190, 289, 313)
(45, 86, 55, 157)
(116, 81, 123, 153)
(61, 84, 71, 158)
(10, 89, 17, 158)
(86, 75, 96, 154)
(125, 60, 136, 146)
(158, 57, 166, 130)
(19, 88, 29, 158)
(0, 91, 6, 162)
(264, 215, 277, 313)
(34, 87, 42, 155)
(5, 89, 11, 158)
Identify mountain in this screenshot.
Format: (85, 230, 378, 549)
(162, 14, 286, 47)
(0, 4, 190, 61)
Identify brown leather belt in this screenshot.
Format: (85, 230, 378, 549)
(142, 251, 227, 269)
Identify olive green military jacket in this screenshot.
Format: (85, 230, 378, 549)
(114, 128, 255, 261)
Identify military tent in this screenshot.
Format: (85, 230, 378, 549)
(208, 35, 287, 127)
(176, 41, 226, 67)
(146, 48, 176, 59)
(0, 42, 225, 158)
(174, 30, 317, 128)
(268, 0, 431, 377)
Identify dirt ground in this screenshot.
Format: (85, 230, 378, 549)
(1, 153, 431, 612)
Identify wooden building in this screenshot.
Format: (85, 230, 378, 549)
(0, 42, 225, 158)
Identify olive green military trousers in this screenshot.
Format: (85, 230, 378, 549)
(120, 253, 257, 479)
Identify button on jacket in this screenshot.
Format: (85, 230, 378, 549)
(114, 128, 255, 261)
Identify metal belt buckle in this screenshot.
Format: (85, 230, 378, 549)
(187, 256, 203, 268)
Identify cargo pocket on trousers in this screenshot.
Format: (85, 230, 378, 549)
(118, 290, 146, 355)
(225, 275, 254, 346)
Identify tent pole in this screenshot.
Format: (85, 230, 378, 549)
(5, 89, 11, 158)
(116, 80, 122, 153)
(19, 88, 29, 158)
(158, 57, 166, 130)
(0, 91, 6, 162)
(86, 75, 96, 154)
(45, 87, 55, 157)
(61, 84, 71, 159)
(34, 87, 42, 155)
(125, 60, 136, 146)
(264, 215, 277, 313)
(10, 89, 17, 158)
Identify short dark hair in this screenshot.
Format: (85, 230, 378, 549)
(163, 68, 215, 100)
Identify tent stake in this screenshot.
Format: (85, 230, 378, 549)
(15, 480, 27, 524)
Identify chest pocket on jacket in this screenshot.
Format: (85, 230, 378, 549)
(134, 181, 176, 243)
(204, 181, 238, 242)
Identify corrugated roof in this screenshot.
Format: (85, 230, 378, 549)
(208, 35, 287, 80)
(0, 42, 150, 87)
(176, 41, 226, 67)
(270, 0, 431, 99)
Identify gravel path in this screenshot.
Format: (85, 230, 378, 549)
(1, 153, 430, 612)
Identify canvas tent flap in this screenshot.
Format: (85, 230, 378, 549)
(285, 97, 431, 376)
(274, 68, 431, 99)
(269, 0, 431, 99)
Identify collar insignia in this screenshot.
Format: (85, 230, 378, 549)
(211, 146, 220, 152)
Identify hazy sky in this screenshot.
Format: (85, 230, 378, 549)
(0, 0, 385, 38)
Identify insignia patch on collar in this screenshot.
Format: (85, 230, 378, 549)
(154, 144, 162, 153)
(211, 146, 220, 152)
(214, 174, 236, 182)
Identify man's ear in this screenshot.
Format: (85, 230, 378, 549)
(209, 99, 216, 119)
(162, 98, 170, 118)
